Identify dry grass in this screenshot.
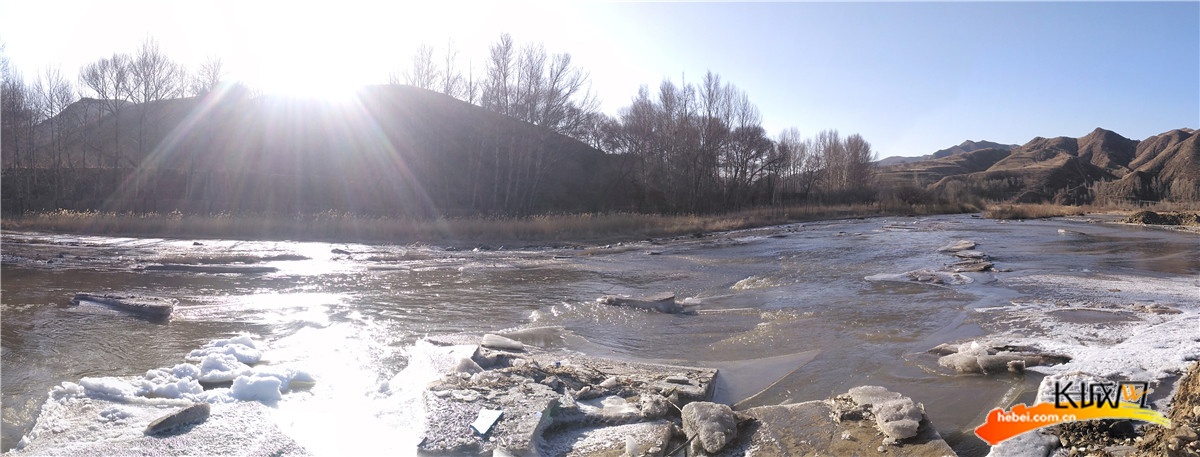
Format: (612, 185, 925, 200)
(2, 203, 978, 246)
(984, 202, 1200, 220)
(984, 204, 1088, 220)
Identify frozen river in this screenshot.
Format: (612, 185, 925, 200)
(2, 214, 1197, 455)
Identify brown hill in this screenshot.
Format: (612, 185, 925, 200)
(2, 85, 621, 216)
(1077, 127, 1138, 176)
(888, 128, 1197, 205)
(1129, 128, 1194, 171)
(931, 140, 1017, 160)
(1100, 131, 1200, 202)
(877, 147, 1012, 189)
(875, 140, 1015, 166)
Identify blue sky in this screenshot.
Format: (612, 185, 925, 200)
(1, 1, 1197, 157)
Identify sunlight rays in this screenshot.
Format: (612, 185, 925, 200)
(104, 84, 451, 232)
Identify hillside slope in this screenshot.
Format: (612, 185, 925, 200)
(2, 85, 621, 216)
(876, 140, 1016, 166)
(920, 128, 1195, 204)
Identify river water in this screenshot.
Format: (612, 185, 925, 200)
(2, 214, 1197, 455)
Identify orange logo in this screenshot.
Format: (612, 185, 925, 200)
(975, 380, 1169, 446)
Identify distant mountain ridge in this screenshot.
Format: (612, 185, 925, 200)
(876, 140, 1017, 166)
(878, 127, 1198, 204)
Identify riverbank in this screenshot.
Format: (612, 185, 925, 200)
(1, 202, 976, 248)
(983, 202, 1200, 222)
(1134, 360, 1200, 456)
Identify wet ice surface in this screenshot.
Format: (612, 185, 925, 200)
(2, 214, 1197, 456)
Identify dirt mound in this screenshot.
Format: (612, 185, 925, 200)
(1124, 211, 1200, 226)
(1134, 361, 1200, 456)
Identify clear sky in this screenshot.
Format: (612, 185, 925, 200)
(1, 1, 1197, 157)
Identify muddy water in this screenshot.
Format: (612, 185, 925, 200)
(2, 215, 1197, 455)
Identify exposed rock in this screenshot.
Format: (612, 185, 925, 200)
(416, 337, 716, 456)
(950, 260, 995, 272)
(866, 269, 976, 287)
(1133, 361, 1200, 457)
(71, 293, 176, 319)
(144, 403, 210, 435)
(953, 250, 988, 260)
(938, 240, 977, 252)
(1131, 303, 1183, 315)
(681, 402, 738, 455)
(418, 332, 956, 457)
(727, 386, 956, 456)
(597, 292, 685, 314)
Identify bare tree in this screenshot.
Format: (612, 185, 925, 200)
(540, 52, 598, 137)
(483, 33, 515, 116)
(33, 66, 78, 168)
(79, 53, 131, 166)
(843, 133, 876, 195)
(462, 60, 480, 104)
(398, 43, 438, 90)
(2, 43, 39, 169)
(129, 37, 185, 104)
(128, 37, 185, 162)
(439, 39, 462, 98)
(190, 56, 224, 96)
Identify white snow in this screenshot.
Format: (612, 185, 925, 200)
(78, 377, 137, 399)
(34, 334, 312, 410)
(187, 335, 263, 364)
(197, 353, 252, 383)
(230, 375, 284, 403)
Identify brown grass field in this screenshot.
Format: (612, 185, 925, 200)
(983, 202, 1200, 220)
(1, 202, 978, 246)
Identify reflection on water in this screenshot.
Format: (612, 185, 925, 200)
(2, 215, 1197, 455)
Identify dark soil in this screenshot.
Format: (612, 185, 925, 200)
(1124, 211, 1200, 226)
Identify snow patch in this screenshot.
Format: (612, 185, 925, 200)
(35, 334, 312, 410)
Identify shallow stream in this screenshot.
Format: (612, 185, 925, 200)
(2, 214, 1197, 455)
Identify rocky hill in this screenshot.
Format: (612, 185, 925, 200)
(879, 128, 1198, 204)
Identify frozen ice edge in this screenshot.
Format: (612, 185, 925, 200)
(15, 334, 315, 452)
(972, 272, 1200, 392)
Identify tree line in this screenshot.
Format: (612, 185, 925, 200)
(389, 37, 877, 212)
(2, 38, 226, 170)
(1, 34, 878, 216)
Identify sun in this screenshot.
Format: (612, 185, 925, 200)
(253, 43, 363, 101)
(243, 5, 379, 101)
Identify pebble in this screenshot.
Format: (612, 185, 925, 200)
(1177, 425, 1197, 441)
